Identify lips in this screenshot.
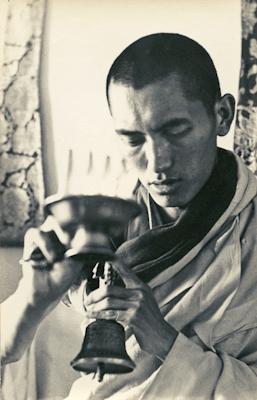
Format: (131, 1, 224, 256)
(150, 178, 180, 194)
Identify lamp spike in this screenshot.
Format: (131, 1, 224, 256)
(64, 148, 73, 195)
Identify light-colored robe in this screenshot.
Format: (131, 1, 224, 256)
(66, 151, 257, 400)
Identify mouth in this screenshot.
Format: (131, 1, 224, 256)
(149, 178, 180, 194)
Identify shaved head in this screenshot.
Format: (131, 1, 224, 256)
(106, 33, 221, 115)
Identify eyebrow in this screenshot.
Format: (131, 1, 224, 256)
(115, 118, 191, 136)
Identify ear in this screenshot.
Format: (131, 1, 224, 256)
(214, 94, 235, 137)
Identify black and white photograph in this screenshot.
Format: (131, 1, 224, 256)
(1, 0, 257, 399)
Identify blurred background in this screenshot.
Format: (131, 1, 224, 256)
(1, 0, 256, 399)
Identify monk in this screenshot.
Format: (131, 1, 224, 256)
(2, 33, 257, 399)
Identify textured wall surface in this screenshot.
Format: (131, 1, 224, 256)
(234, 0, 257, 175)
(0, 0, 45, 245)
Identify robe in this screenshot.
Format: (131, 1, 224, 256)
(65, 150, 257, 399)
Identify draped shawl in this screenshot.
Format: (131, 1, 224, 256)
(66, 149, 257, 400)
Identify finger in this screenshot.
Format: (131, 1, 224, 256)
(112, 257, 144, 289)
(86, 297, 136, 312)
(41, 215, 70, 246)
(87, 307, 136, 324)
(38, 230, 66, 263)
(85, 286, 143, 306)
(23, 227, 66, 265)
(19, 257, 49, 270)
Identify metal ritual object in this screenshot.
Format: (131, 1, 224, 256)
(70, 263, 135, 382)
(44, 193, 141, 381)
(44, 194, 141, 262)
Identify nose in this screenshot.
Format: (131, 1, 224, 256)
(146, 136, 173, 174)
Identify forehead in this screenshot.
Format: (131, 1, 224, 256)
(109, 74, 204, 131)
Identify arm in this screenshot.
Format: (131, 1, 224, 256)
(1, 221, 85, 365)
(143, 329, 257, 399)
(1, 278, 60, 364)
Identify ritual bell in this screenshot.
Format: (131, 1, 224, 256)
(71, 319, 135, 381)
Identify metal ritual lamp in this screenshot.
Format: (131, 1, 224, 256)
(44, 193, 141, 381)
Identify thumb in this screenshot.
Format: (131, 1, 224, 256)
(112, 256, 143, 289)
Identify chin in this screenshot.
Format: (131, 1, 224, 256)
(150, 192, 183, 208)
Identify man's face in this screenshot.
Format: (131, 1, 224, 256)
(109, 74, 219, 208)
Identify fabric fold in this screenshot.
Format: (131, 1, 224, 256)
(65, 150, 257, 400)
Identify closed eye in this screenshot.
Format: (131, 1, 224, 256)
(116, 130, 145, 147)
(163, 125, 192, 137)
(126, 135, 145, 147)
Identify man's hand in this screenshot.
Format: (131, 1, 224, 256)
(85, 257, 178, 361)
(21, 217, 85, 309)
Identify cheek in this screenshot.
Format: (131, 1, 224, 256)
(173, 134, 216, 177)
(181, 126, 216, 157)
(181, 143, 217, 184)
